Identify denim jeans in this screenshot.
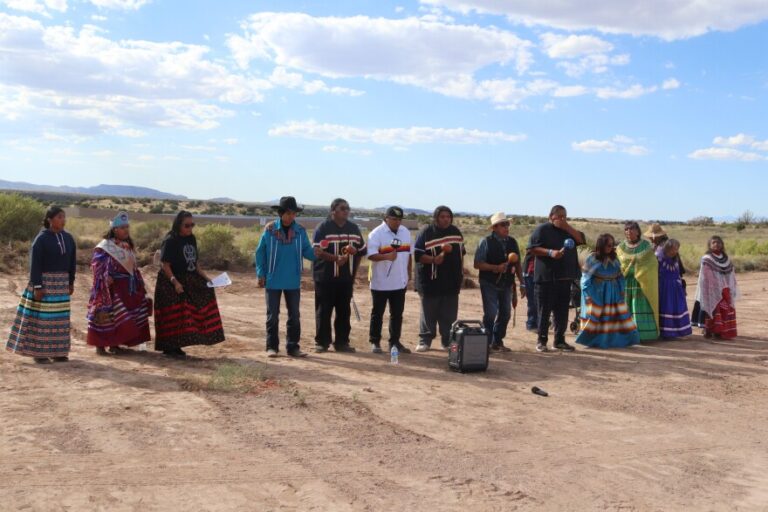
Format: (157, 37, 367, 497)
(480, 280, 512, 346)
(266, 289, 301, 352)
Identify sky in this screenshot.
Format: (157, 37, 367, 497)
(0, 0, 767, 220)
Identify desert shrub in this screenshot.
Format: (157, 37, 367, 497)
(235, 227, 261, 267)
(132, 220, 169, 252)
(197, 224, 247, 269)
(0, 193, 46, 242)
(687, 216, 714, 226)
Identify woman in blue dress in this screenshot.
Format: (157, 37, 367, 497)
(576, 234, 640, 349)
(656, 239, 692, 338)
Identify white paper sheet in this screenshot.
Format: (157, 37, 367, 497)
(207, 272, 232, 288)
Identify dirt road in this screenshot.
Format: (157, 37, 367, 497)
(1, 268, 767, 511)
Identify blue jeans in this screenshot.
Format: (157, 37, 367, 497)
(480, 281, 512, 347)
(266, 289, 301, 352)
(524, 274, 538, 330)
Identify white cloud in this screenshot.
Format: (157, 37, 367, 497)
(553, 85, 589, 97)
(227, 12, 533, 107)
(419, 0, 768, 40)
(713, 133, 756, 147)
(706, 133, 768, 152)
(91, 14, 107, 21)
(540, 33, 612, 58)
(322, 145, 373, 156)
(2, 0, 67, 16)
(269, 120, 527, 146)
(688, 147, 764, 161)
(557, 53, 630, 77)
(89, 0, 150, 10)
(572, 135, 649, 156)
(596, 84, 658, 99)
(0, 13, 268, 134)
(662, 78, 681, 90)
(269, 67, 364, 97)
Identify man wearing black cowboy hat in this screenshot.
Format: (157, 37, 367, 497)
(256, 196, 322, 358)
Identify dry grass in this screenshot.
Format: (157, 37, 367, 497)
(176, 361, 276, 394)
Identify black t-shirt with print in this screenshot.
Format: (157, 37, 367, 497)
(161, 234, 198, 276)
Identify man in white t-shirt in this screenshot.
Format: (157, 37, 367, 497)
(366, 206, 413, 354)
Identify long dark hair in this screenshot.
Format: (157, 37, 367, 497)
(593, 233, 617, 262)
(43, 206, 64, 229)
(168, 211, 193, 238)
(706, 235, 728, 258)
(103, 227, 135, 249)
(433, 205, 453, 225)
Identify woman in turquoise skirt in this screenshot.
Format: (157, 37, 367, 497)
(576, 234, 640, 348)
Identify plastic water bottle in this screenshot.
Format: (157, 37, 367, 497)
(138, 342, 147, 352)
(390, 345, 399, 365)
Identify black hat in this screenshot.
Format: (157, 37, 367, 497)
(385, 206, 404, 219)
(271, 196, 304, 213)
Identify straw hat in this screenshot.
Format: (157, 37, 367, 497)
(644, 223, 667, 240)
(489, 212, 511, 228)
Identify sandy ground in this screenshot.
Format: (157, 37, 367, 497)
(1, 266, 767, 511)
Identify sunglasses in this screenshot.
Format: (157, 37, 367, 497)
(183, 222, 195, 228)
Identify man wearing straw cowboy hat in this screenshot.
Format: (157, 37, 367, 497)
(474, 212, 524, 352)
(645, 223, 668, 248)
(527, 205, 585, 353)
(366, 206, 413, 355)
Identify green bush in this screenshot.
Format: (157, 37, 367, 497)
(0, 193, 46, 242)
(197, 224, 246, 269)
(132, 220, 169, 252)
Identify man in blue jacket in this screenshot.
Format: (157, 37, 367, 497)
(256, 196, 320, 358)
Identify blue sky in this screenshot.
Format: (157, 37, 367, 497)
(1, 0, 767, 220)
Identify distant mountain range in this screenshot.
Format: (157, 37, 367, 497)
(0, 179, 187, 200)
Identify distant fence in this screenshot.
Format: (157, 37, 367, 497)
(64, 207, 420, 231)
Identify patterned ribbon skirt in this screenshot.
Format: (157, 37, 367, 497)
(6, 272, 71, 358)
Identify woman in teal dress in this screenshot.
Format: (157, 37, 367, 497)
(616, 222, 659, 341)
(576, 234, 640, 348)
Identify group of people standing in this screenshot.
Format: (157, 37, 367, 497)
(4, 201, 741, 364)
(6, 207, 225, 363)
(574, 222, 739, 349)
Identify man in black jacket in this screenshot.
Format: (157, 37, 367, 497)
(414, 206, 466, 352)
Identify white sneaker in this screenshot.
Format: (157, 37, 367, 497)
(415, 343, 429, 352)
(370, 344, 382, 354)
(266, 349, 278, 358)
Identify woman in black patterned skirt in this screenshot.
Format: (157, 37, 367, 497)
(154, 211, 225, 358)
